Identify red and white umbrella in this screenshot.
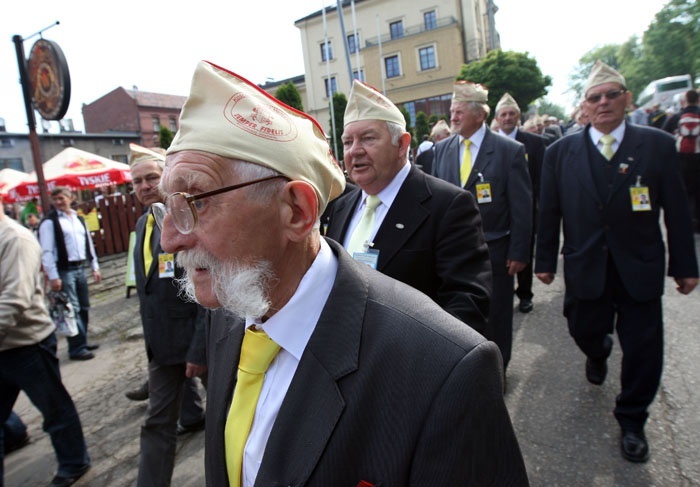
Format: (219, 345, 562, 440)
(7, 148, 132, 202)
(0, 168, 34, 203)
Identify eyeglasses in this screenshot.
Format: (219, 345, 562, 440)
(585, 89, 627, 105)
(151, 175, 287, 234)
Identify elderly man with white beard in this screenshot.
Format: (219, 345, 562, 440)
(152, 61, 528, 487)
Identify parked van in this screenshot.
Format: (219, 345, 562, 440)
(636, 74, 693, 111)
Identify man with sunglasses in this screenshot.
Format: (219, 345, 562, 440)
(128, 144, 207, 487)
(535, 60, 698, 463)
(155, 61, 528, 486)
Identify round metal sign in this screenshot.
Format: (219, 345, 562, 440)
(27, 39, 71, 120)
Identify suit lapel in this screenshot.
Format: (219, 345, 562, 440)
(256, 240, 364, 486)
(372, 167, 429, 270)
(134, 215, 147, 284)
(609, 125, 644, 201)
(466, 129, 494, 189)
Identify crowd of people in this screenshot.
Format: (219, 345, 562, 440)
(2, 58, 699, 487)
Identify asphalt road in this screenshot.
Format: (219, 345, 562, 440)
(5, 237, 700, 486)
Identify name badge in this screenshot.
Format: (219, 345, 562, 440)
(630, 186, 651, 212)
(352, 249, 380, 269)
(476, 182, 492, 204)
(158, 253, 176, 278)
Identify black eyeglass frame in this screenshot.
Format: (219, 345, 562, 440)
(151, 174, 288, 234)
(585, 88, 628, 105)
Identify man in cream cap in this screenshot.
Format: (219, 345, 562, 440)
(158, 62, 527, 486)
(415, 119, 451, 173)
(432, 80, 533, 376)
(128, 143, 207, 486)
(536, 60, 698, 463)
(494, 92, 547, 314)
(326, 79, 491, 331)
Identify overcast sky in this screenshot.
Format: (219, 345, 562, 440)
(1, 0, 669, 134)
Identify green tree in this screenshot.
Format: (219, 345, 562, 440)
(159, 126, 173, 150)
(415, 111, 430, 144)
(536, 99, 567, 121)
(398, 105, 415, 149)
(275, 82, 304, 111)
(457, 49, 551, 120)
(329, 92, 347, 163)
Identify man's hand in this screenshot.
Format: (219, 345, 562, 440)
(49, 278, 62, 292)
(186, 363, 207, 378)
(506, 260, 527, 276)
(536, 273, 555, 285)
(93, 270, 102, 284)
(675, 277, 698, 295)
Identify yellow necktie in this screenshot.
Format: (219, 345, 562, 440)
(143, 214, 155, 273)
(460, 139, 472, 186)
(225, 327, 281, 487)
(347, 195, 382, 255)
(600, 134, 616, 160)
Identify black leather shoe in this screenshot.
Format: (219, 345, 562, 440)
(86, 343, 100, 351)
(125, 381, 149, 401)
(585, 356, 607, 385)
(177, 418, 205, 435)
(69, 351, 94, 361)
(621, 430, 650, 463)
(518, 299, 533, 313)
(49, 464, 90, 487)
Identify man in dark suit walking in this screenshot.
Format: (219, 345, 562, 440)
(432, 81, 532, 372)
(154, 61, 528, 487)
(535, 60, 698, 463)
(129, 144, 207, 486)
(494, 93, 547, 314)
(325, 80, 491, 332)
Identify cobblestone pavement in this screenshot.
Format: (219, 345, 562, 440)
(5, 241, 700, 486)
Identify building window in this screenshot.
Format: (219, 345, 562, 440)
(419, 46, 436, 71)
(112, 154, 128, 164)
(169, 117, 177, 132)
(321, 40, 333, 62)
(347, 33, 360, 54)
(324, 77, 338, 97)
(424, 10, 437, 30)
(353, 69, 365, 82)
(389, 20, 403, 40)
(0, 158, 23, 171)
(152, 116, 160, 132)
(385, 55, 401, 78)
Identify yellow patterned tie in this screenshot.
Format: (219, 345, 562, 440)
(600, 134, 616, 160)
(347, 194, 382, 255)
(143, 213, 155, 273)
(460, 139, 472, 186)
(225, 327, 281, 487)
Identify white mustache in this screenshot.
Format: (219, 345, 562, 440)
(176, 249, 215, 270)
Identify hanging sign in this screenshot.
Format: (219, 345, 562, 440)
(27, 38, 71, 120)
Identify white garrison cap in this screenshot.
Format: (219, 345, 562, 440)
(584, 60, 626, 95)
(129, 143, 165, 169)
(167, 61, 345, 212)
(495, 93, 520, 114)
(344, 80, 406, 129)
(430, 119, 450, 137)
(452, 80, 489, 104)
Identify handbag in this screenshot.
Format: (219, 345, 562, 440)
(48, 291, 79, 337)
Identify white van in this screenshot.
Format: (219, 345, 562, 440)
(636, 74, 693, 111)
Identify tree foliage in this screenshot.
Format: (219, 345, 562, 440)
(457, 49, 551, 119)
(159, 126, 174, 150)
(329, 92, 347, 163)
(570, 0, 699, 103)
(275, 82, 304, 111)
(415, 111, 430, 143)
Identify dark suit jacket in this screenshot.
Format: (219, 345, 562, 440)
(432, 128, 533, 263)
(514, 129, 546, 203)
(134, 211, 206, 365)
(535, 124, 699, 301)
(324, 165, 491, 331)
(204, 238, 528, 486)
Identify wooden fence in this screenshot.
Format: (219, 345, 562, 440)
(76, 193, 144, 257)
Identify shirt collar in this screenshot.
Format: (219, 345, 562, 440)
(358, 160, 410, 211)
(247, 238, 337, 360)
(589, 121, 626, 146)
(460, 123, 487, 148)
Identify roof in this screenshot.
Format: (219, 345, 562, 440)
(124, 89, 187, 109)
(294, 0, 370, 24)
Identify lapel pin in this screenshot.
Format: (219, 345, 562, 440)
(618, 163, 629, 174)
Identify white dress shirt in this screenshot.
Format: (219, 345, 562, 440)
(38, 209, 99, 280)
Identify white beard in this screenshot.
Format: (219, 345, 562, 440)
(175, 249, 272, 318)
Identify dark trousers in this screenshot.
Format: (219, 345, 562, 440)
(0, 333, 90, 485)
(137, 361, 205, 487)
(564, 261, 663, 432)
(485, 236, 515, 369)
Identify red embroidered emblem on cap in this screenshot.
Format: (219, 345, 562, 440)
(224, 92, 298, 142)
